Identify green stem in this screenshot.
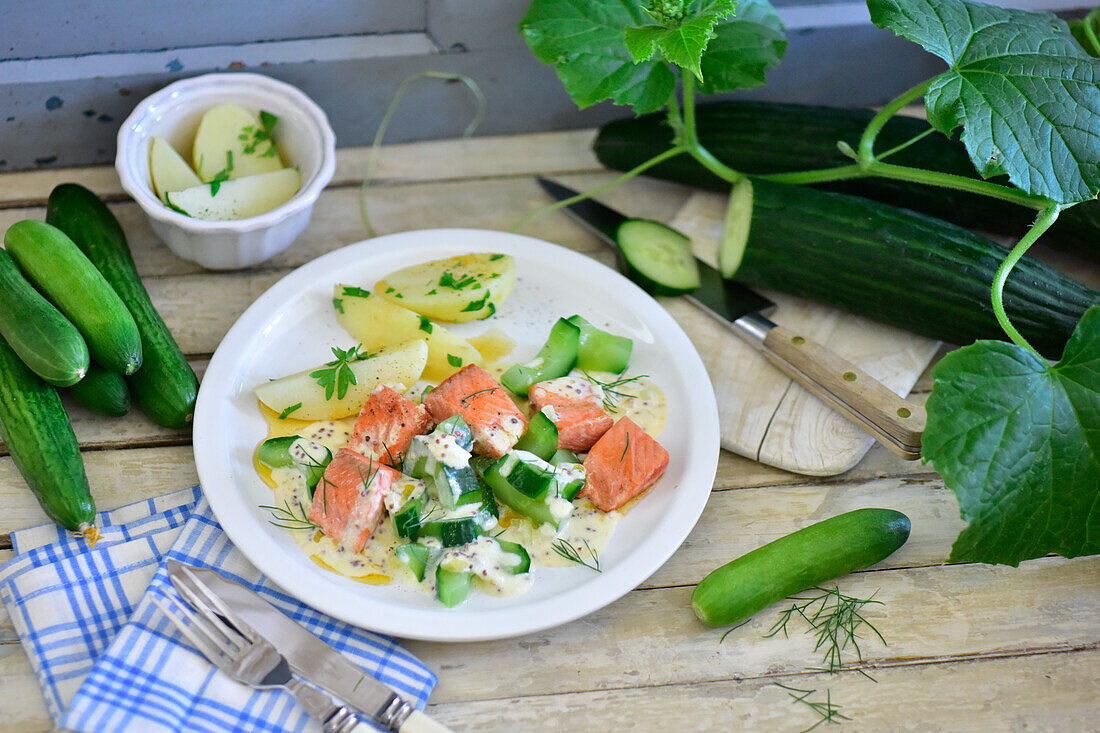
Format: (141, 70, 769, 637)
(681, 74, 743, 184)
(992, 206, 1061, 358)
(509, 145, 689, 232)
(759, 164, 865, 186)
(858, 80, 932, 165)
(875, 127, 937, 162)
(867, 161, 1052, 210)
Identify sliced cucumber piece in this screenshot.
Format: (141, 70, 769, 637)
(513, 410, 559, 462)
(436, 564, 471, 607)
(396, 542, 432, 581)
(496, 539, 531, 574)
(500, 317, 580, 397)
(566, 315, 632, 373)
(615, 219, 700, 296)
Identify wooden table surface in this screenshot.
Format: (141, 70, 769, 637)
(1, 131, 1098, 732)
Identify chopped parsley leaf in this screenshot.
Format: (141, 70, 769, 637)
(418, 316, 433, 334)
(341, 286, 371, 298)
(447, 354, 463, 367)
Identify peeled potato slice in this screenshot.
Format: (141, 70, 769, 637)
(191, 103, 284, 182)
(149, 136, 202, 203)
(255, 339, 429, 420)
(375, 253, 516, 323)
(333, 284, 483, 382)
(166, 167, 300, 221)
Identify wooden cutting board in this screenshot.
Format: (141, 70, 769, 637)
(664, 191, 941, 477)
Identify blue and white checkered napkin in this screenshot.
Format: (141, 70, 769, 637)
(0, 487, 438, 732)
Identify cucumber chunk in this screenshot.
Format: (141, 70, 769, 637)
(500, 318, 580, 397)
(614, 219, 700, 296)
(566, 315, 632, 373)
(514, 409, 559, 461)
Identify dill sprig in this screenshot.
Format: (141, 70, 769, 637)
(582, 371, 649, 412)
(260, 500, 321, 531)
(552, 538, 601, 572)
(766, 586, 885, 678)
(775, 683, 851, 732)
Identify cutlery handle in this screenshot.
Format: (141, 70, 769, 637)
(760, 324, 926, 460)
(398, 710, 455, 733)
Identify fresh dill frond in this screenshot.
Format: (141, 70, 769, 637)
(775, 683, 851, 732)
(552, 538, 601, 572)
(766, 585, 885, 677)
(582, 371, 649, 412)
(260, 500, 321, 531)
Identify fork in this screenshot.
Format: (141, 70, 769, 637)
(153, 586, 373, 733)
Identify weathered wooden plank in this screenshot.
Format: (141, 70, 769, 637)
(0, 647, 52, 733)
(0, 446, 198, 536)
(0, 131, 604, 206)
(405, 555, 1100, 704)
(421, 647, 1100, 732)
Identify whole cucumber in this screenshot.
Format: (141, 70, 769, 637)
(0, 334, 97, 537)
(64, 362, 131, 417)
(691, 508, 911, 627)
(0, 247, 89, 387)
(4, 220, 142, 375)
(46, 184, 199, 429)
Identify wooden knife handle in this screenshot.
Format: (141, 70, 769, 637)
(761, 325, 926, 459)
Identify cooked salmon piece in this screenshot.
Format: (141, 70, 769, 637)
(423, 364, 526, 458)
(581, 417, 669, 512)
(309, 448, 401, 552)
(346, 385, 434, 466)
(528, 376, 613, 452)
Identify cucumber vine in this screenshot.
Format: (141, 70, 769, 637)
(521, 0, 1100, 567)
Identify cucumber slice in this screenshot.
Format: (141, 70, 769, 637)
(614, 219, 700, 296)
(513, 410, 558, 461)
(392, 496, 423, 539)
(418, 516, 485, 547)
(500, 317, 580, 397)
(436, 564, 471, 607)
(496, 539, 531, 574)
(396, 542, 432, 581)
(566, 315, 632, 373)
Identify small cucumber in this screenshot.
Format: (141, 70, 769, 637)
(691, 508, 911, 627)
(64, 362, 131, 417)
(0, 247, 89, 387)
(0, 334, 97, 537)
(4, 220, 142, 376)
(46, 184, 199, 428)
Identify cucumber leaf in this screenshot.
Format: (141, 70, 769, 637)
(868, 0, 1100, 204)
(698, 0, 786, 94)
(923, 306, 1100, 566)
(624, 0, 737, 81)
(1069, 9, 1100, 58)
(520, 0, 786, 113)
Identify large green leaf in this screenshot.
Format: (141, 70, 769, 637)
(923, 306, 1100, 566)
(520, 0, 674, 114)
(868, 0, 1100, 204)
(521, 0, 786, 113)
(698, 0, 786, 94)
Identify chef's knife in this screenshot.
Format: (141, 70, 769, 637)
(536, 177, 925, 460)
(165, 560, 439, 731)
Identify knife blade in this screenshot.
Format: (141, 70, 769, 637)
(166, 560, 414, 729)
(536, 177, 925, 459)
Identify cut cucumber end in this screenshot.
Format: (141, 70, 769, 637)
(718, 178, 754, 279)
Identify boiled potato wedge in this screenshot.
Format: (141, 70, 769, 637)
(149, 136, 202, 203)
(192, 103, 285, 182)
(167, 167, 300, 221)
(375, 253, 515, 323)
(255, 339, 428, 419)
(333, 284, 483, 383)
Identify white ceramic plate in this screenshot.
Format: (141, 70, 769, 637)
(194, 229, 720, 642)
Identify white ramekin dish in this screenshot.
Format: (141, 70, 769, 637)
(115, 72, 336, 270)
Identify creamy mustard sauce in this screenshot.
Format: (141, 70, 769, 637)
(256, 347, 668, 601)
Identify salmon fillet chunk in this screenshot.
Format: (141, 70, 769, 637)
(529, 376, 612, 452)
(346, 385, 434, 466)
(309, 448, 401, 552)
(423, 364, 526, 458)
(581, 417, 669, 512)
